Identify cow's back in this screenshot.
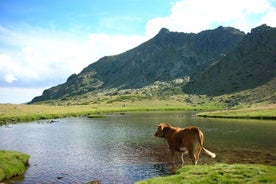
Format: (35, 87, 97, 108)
(181, 126, 203, 148)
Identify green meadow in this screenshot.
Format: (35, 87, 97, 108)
(197, 104, 276, 120)
(0, 150, 30, 182)
(136, 164, 276, 184)
(1, 96, 275, 125)
(0, 96, 223, 125)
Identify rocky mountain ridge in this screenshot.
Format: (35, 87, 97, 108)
(30, 24, 275, 104)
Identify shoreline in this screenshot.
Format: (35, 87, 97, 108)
(0, 102, 218, 125)
(197, 104, 276, 120)
(1, 103, 275, 125)
(0, 150, 30, 182)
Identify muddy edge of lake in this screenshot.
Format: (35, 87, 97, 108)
(138, 143, 276, 167)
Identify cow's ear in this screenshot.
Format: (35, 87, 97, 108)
(163, 126, 170, 133)
(159, 122, 170, 127)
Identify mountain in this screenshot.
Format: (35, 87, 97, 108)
(30, 25, 275, 104)
(183, 24, 276, 95)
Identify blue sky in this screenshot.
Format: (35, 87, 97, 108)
(0, 0, 172, 35)
(0, 0, 276, 103)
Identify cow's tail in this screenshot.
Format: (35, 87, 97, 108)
(202, 147, 216, 158)
(197, 128, 216, 158)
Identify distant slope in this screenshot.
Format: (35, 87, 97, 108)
(182, 24, 276, 96)
(31, 25, 276, 104)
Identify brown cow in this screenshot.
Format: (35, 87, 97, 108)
(154, 123, 216, 172)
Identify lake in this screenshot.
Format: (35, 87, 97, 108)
(0, 111, 276, 184)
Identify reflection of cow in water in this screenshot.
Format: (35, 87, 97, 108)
(154, 123, 216, 172)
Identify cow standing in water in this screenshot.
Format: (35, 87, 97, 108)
(154, 123, 216, 173)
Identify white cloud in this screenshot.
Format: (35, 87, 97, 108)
(146, 0, 276, 36)
(0, 87, 46, 104)
(0, 25, 146, 89)
(259, 5, 276, 27)
(5, 74, 17, 83)
(0, 28, 146, 103)
(87, 33, 145, 58)
(0, 54, 19, 83)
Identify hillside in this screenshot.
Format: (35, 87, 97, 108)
(30, 25, 275, 105)
(183, 24, 276, 95)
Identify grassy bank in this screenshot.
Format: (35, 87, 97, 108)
(0, 97, 223, 124)
(197, 104, 276, 120)
(136, 164, 276, 184)
(0, 150, 30, 182)
(1, 95, 275, 124)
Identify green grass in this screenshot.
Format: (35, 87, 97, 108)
(0, 96, 223, 124)
(1, 94, 275, 124)
(197, 104, 276, 120)
(136, 164, 276, 184)
(0, 150, 30, 182)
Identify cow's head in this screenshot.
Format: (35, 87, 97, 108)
(154, 123, 171, 138)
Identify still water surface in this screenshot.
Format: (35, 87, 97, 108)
(0, 112, 276, 183)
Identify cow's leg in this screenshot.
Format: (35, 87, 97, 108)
(192, 141, 201, 165)
(179, 152, 184, 165)
(195, 145, 202, 165)
(179, 147, 187, 165)
(170, 151, 177, 173)
(188, 150, 196, 165)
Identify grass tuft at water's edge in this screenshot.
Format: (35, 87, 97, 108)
(0, 150, 30, 182)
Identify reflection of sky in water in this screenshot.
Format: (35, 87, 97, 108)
(0, 112, 276, 183)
